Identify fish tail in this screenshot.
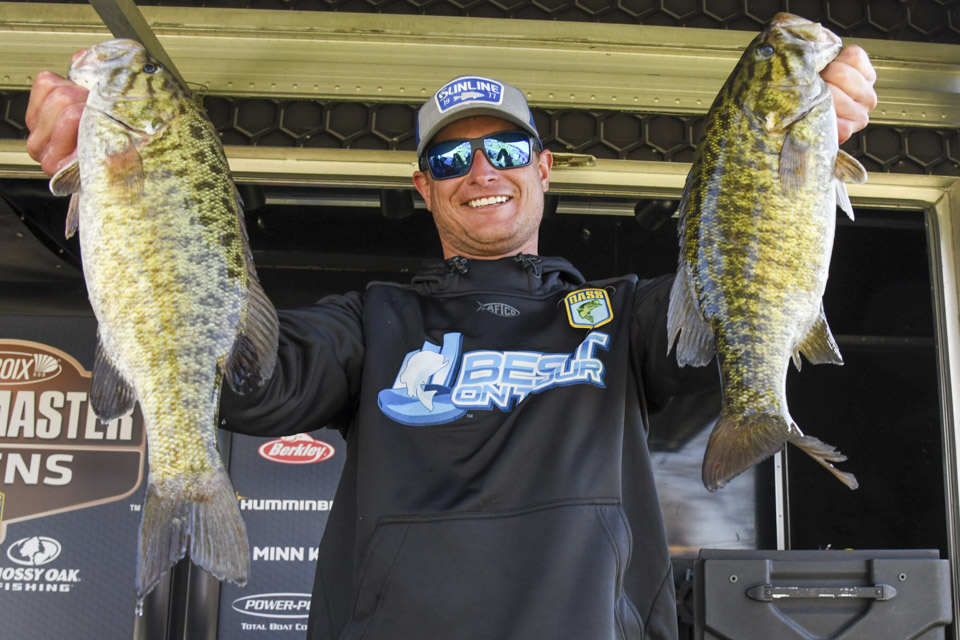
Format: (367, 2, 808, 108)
(702, 409, 794, 491)
(136, 468, 249, 602)
(791, 436, 859, 490)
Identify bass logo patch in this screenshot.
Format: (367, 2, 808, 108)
(564, 288, 613, 329)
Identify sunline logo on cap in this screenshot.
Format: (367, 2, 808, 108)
(435, 76, 504, 113)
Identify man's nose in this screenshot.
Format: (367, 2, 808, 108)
(467, 149, 498, 183)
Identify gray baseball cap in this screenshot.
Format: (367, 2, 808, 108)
(416, 75, 541, 158)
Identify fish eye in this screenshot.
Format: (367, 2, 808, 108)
(142, 62, 162, 74)
(757, 44, 775, 58)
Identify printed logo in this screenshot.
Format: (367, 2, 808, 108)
(435, 76, 504, 112)
(6, 536, 62, 566)
(564, 288, 613, 329)
(0, 351, 62, 386)
(231, 593, 311, 619)
(378, 331, 609, 426)
(476, 301, 519, 318)
(257, 434, 335, 465)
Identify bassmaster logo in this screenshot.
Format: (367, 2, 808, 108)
(0, 351, 62, 386)
(0, 339, 145, 545)
(257, 434, 335, 465)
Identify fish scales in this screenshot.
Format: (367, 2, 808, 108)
(49, 39, 278, 604)
(667, 14, 866, 491)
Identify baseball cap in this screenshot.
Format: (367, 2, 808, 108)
(416, 75, 541, 158)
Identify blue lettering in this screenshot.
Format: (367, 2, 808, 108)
(458, 352, 502, 385)
(501, 353, 538, 386)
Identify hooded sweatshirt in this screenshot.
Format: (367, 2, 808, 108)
(221, 255, 717, 640)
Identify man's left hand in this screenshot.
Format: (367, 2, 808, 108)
(822, 44, 877, 144)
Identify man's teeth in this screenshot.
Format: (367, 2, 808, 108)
(467, 196, 510, 208)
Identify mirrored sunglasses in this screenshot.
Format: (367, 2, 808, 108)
(420, 131, 542, 180)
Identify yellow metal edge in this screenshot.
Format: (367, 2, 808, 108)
(0, 3, 958, 127)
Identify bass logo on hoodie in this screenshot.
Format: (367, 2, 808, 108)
(564, 288, 613, 329)
(378, 332, 609, 426)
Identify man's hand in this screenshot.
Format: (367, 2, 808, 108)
(25, 70, 89, 176)
(822, 45, 877, 145)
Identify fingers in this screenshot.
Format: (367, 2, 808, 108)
(25, 70, 88, 176)
(821, 45, 878, 144)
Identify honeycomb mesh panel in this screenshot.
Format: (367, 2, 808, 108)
(4, 91, 957, 177)
(5, 0, 960, 43)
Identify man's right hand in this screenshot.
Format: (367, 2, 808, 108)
(25, 71, 89, 177)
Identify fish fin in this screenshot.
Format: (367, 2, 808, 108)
(791, 303, 844, 371)
(702, 409, 796, 491)
(65, 193, 81, 239)
(49, 159, 81, 196)
(224, 276, 279, 395)
(105, 140, 144, 198)
(418, 388, 438, 411)
(90, 337, 136, 421)
(791, 436, 859, 490)
(666, 269, 715, 367)
(779, 132, 809, 194)
(137, 469, 249, 603)
(835, 179, 855, 221)
(835, 149, 868, 184)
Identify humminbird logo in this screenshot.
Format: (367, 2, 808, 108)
(239, 498, 332, 512)
(0, 339, 145, 544)
(0, 351, 62, 386)
(476, 301, 519, 318)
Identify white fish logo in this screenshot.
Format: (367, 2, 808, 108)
(455, 91, 484, 102)
(397, 351, 450, 411)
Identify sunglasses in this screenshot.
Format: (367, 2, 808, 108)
(420, 131, 543, 180)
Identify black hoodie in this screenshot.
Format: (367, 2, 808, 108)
(222, 255, 717, 640)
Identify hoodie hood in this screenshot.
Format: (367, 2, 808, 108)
(408, 254, 586, 296)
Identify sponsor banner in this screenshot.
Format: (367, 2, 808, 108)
(0, 339, 145, 544)
(219, 429, 346, 638)
(0, 318, 145, 639)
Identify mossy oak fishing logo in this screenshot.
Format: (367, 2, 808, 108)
(378, 331, 609, 426)
(565, 288, 613, 329)
(0, 340, 145, 544)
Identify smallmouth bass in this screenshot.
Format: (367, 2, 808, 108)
(49, 40, 279, 603)
(666, 14, 867, 491)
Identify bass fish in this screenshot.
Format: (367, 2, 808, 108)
(666, 14, 866, 491)
(49, 40, 279, 603)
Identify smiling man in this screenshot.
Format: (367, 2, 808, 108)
(25, 45, 876, 640)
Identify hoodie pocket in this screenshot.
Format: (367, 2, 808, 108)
(341, 500, 644, 640)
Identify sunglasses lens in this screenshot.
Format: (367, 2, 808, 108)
(427, 140, 473, 179)
(484, 132, 532, 169)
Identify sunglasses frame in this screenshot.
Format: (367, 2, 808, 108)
(419, 131, 543, 180)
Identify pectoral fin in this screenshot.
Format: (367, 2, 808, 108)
(50, 159, 81, 196)
(666, 268, 715, 367)
(779, 132, 809, 195)
(791, 303, 843, 371)
(105, 139, 145, 198)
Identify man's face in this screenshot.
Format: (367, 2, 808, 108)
(413, 116, 553, 260)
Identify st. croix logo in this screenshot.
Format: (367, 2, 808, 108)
(564, 288, 613, 329)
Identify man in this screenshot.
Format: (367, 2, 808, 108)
(26, 45, 876, 640)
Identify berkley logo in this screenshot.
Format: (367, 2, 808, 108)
(7, 536, 62, 566)
(231, 593, 311, 619)
(0, 351, 62, 386)
(257, 434, 335, 465)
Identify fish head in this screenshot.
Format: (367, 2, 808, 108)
(69, 39, 188, 137)
(731, 13, 842, 133)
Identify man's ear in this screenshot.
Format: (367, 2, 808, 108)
(412, 171, 431, 211)
(538, 149, 553, 192)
